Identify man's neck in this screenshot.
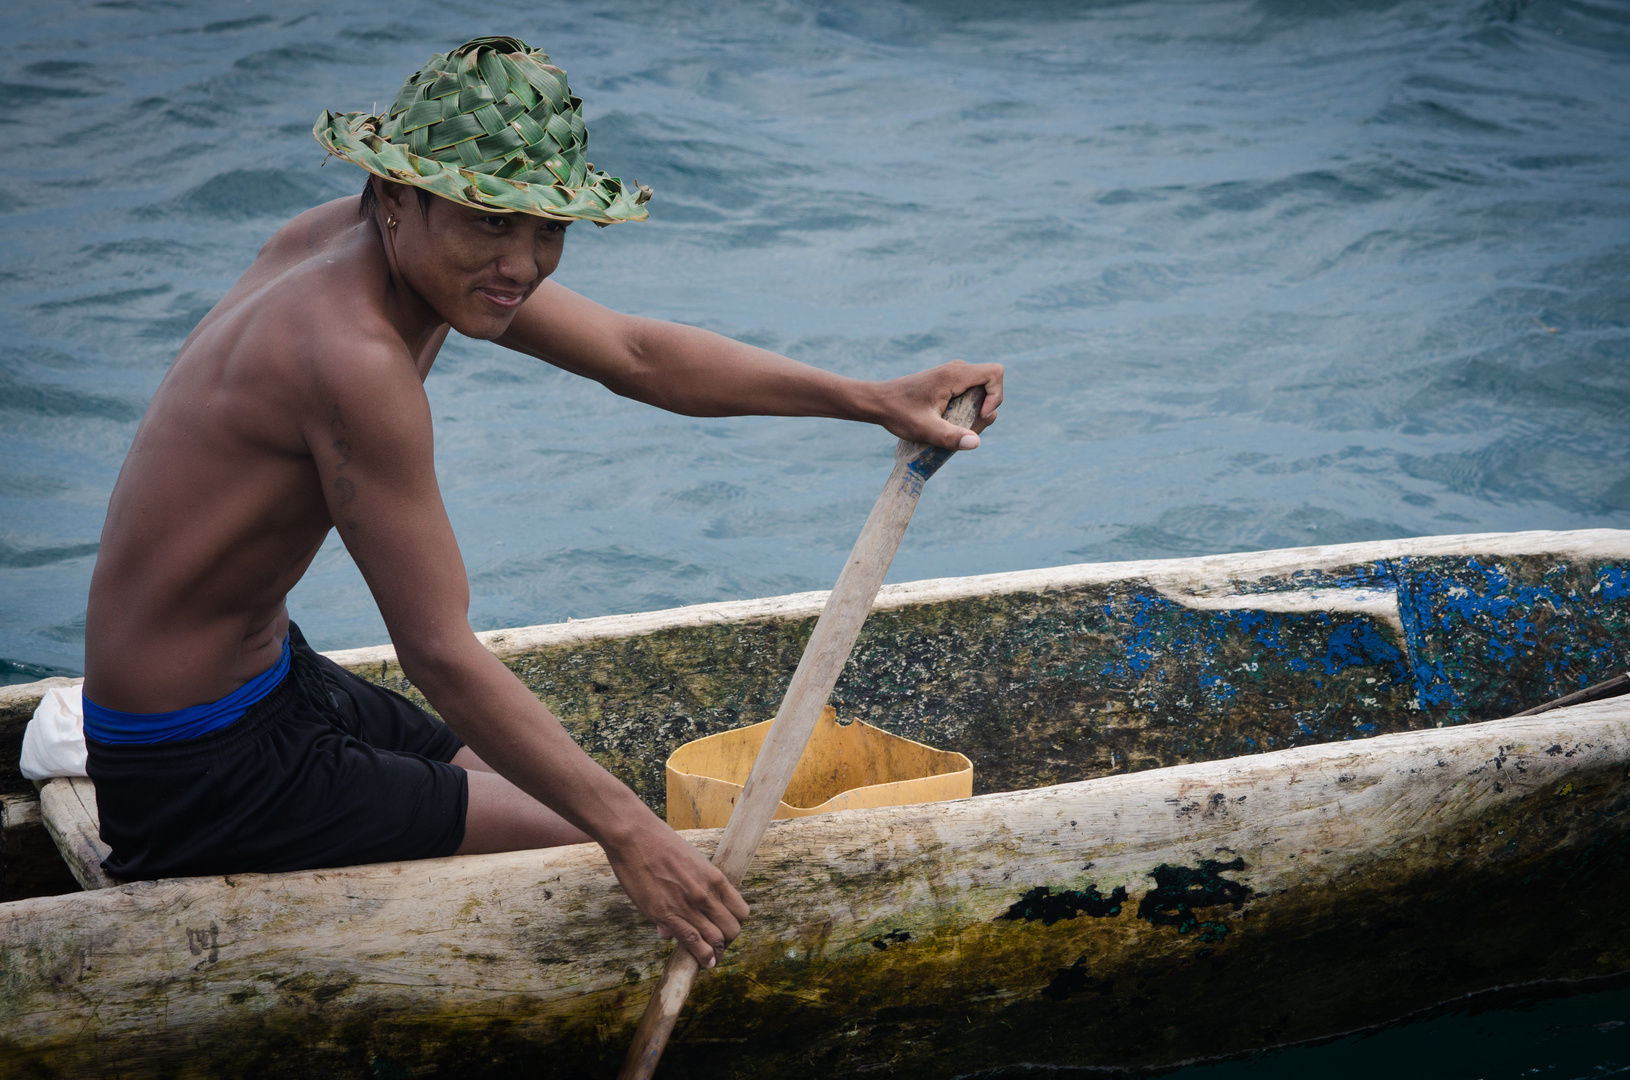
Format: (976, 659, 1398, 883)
(357, 215, 448, 371)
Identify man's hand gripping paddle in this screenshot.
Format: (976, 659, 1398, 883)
(617, 386, 988, 1080)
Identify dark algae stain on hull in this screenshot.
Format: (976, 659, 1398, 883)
(1136, 859, 1251, 942)
(1001, 883, 1129, 925)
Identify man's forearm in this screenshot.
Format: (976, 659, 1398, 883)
(609, 317, 883, 422)
(402, 634, 750, 964)
(497, 281, 1001, 449)
(607, 319, 1003, 452)
(404, 642, 656, 848)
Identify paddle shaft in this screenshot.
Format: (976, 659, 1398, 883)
(617, 387, 986, 1080)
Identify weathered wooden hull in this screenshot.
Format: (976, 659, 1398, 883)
(1, 530, 1627, 1076)
(2, 704, 1627, 1078)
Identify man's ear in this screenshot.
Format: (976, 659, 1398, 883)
(375, 178, 414, 221)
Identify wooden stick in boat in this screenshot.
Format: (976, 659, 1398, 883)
(617, 386, 988, 1080)
(1512, 671, 1630, 716)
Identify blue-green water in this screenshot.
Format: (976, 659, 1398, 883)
(1, 0, 1627, 1073)
(1157, 985, 1630, 1079)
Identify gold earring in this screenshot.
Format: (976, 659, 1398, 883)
(385, 214, 398, 229)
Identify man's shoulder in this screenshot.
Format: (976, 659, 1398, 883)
(256, 195, 368, 262)
(235, 310, 427, 454)
(209, 262, 421, 429)
(271, 297, 420, 406)
(232, 208, 415, 385)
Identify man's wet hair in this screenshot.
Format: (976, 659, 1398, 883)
(359, 176, 436, 219)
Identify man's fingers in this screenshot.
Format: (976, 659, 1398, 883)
(930, 415, 986, 451)
(667, 918, 711, 965)
(700, 869, 748, 931)
(667, 915, 728, 967)
(979, 370, 1005, 415)
(939, 360, 1004, 438)
(710, 904, 742, 944)
(663, 880, 746, 967)
(917, 418, 972, 451)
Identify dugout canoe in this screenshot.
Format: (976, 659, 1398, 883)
(1, 528, 1628, 1079)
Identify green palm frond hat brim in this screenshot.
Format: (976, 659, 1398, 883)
(314, 35, 651, 226)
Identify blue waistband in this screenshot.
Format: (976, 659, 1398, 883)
(82, 636, 292, 744)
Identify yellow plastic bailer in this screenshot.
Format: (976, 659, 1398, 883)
(665, 706, 973, 830)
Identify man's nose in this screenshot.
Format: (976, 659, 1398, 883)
(497, 249, 540, 285)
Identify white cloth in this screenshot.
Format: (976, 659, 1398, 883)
(20, 683, 88, 780)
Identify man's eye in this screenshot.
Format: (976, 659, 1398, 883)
(481, 215, 510, 228)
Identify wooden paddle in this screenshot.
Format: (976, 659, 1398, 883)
(617, 386, 988, 1080)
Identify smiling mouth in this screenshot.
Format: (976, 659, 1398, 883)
(477, 287, 525, 309)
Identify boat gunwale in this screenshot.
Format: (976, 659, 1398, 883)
(350, 527, 1630, 666)
(0, 528, 1625, 710)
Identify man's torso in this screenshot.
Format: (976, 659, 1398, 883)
(82, 198, 449, 712)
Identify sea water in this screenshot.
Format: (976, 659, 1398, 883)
(1, 0, 1627, 1073)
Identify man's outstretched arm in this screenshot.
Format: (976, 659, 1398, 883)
(497, 281, 1003, 448)
(304, 338, 747, 967)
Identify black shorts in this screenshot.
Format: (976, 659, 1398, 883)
(86, 623, 468, 880)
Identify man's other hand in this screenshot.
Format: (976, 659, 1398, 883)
(605, 818, 750, 968)
(872, 359, 1003, 451)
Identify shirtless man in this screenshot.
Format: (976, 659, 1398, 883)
(80, 37, 1000, 969)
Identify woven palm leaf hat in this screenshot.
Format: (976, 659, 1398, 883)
(314, 36, 651, 225)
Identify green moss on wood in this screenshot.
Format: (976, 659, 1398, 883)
(340, 555, 1630, 820)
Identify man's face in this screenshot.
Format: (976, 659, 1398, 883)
(388, 191, 569, 339)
